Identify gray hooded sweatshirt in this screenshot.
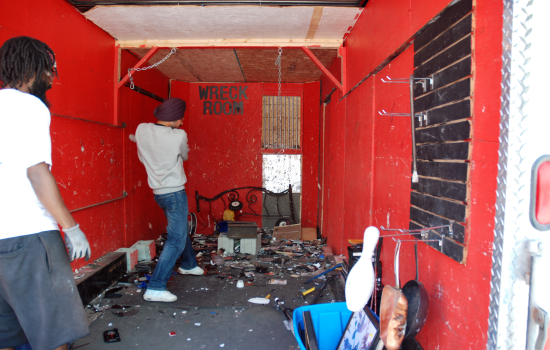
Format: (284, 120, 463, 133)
(135, 123, 189, 195)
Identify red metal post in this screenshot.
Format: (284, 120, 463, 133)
(301, 46, 344, 93)
(338, 45, 347, 93)
(113, 45, 120, 125)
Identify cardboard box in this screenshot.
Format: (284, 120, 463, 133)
(301, 227, 317, 241)
(273, 224, 301, 240)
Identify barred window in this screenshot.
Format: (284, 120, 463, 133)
(262, 96, 301, 149)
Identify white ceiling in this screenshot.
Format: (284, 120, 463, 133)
(84, 5, 362, 47)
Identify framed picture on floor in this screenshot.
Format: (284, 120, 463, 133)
(336, 306, 380, 350)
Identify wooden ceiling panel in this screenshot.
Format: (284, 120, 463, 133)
(235, 48, 337, 82)
(315, 7, 362, 39)
(87, 6, 314, 41)
(131, 48, 245, 82)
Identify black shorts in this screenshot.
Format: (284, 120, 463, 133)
(0, 231, 90, 350)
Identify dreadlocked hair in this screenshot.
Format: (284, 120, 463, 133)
(0, 36, 56, 89)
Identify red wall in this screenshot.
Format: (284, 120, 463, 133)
(1, 0, 170, 269)
(171, 80, 319, 232)
(320, 0, 503, 348)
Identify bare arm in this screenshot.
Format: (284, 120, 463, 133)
(27, 162, 76, 230)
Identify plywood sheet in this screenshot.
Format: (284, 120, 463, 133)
(131, 47, 336, 82)
(87, 6, 313, 41)
(235, 48, 337, 82)
(131, 48, 245, 82)
(315, 7, 363, 39)
(85, 5, 362, 45)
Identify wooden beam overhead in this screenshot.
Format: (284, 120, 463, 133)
(116, 39, 343, 49)
(306, 7, 325, 40)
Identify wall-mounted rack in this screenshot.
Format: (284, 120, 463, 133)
(392, 237, 443, 246)
(381, 75, 433, 93)
(379, 74, 432, 183)
(378, 110, 429, 126)
(380, 224, 454, 247)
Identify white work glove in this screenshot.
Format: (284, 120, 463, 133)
(129, 134, 136, 143)
(63, 224, 91, 261)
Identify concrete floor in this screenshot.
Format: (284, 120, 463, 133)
(72, 261, 344, 350)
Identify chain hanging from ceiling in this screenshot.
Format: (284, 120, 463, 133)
(127, 48, 177, 89)
(274, 47, 284, 153)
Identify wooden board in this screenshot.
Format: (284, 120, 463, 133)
(412, 177, 467, 202)
(235, 48, 337, 83)
(414, 36, 471, 79)
(414, 0, 473, 52)
(415, 120, 471, 143)
(416, 161, 469, 182)
(410, 206, 466, 243)
(131, 48, 245, 82)
(414, 78, 471, 112)
(410, 0, 472, 265)
(414, 14, 472, 68)
(409, 222, 466, 264)
(414, 99, 471, 127)
(410, 192, 466, 223)
(416, 142, 470, 160)
(85, 5, 362, 46)
(131, 47, 337, 83)
(414, 57, 471, 97)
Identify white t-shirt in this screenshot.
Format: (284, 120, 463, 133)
(0, 89, 58, 239)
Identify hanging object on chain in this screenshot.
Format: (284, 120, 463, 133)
(127, 48, 177, 90)
(274, 47, 284, 153)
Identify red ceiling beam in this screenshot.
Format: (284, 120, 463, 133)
(113, 46, 159, 125)
(301, 46, 344, 93)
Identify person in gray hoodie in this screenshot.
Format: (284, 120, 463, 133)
(130, 97, 203, 303)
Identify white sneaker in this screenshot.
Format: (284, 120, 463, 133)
(177, 266, 205, 275)
(143, 290, 177, 302)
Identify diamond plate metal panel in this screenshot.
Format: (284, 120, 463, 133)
(487, 0, 536, 349)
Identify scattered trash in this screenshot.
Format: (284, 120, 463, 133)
(103, 329, 121, 343)
(268, 279, 287, 285)
(169, 331, 176, 337)
(220, 344, 225, 348)
(108, 323, 112, 327)
(112, 309, 139, 317)
(248, 297, 270, 305)
(283, 320, 292, 331)
(195, 323, 201, 326)
(187, 338, 191, 341)
(236, 280, 244, 288)
(249, 329, 253, 332)
(182, 311, 187, 314)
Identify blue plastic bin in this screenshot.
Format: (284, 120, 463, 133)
(293, 302, 353, 350)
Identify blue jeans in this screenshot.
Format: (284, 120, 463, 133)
(148, 190, 198, 291)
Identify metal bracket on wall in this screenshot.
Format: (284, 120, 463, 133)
(301, 46, 345, 93)
(381, 75, 433, 93)
(378, 110, 428, 125)
(381, 223, 454, 242)
(113, 47, 160, 125)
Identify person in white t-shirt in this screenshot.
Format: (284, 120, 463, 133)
(0, 36, 91, 350)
